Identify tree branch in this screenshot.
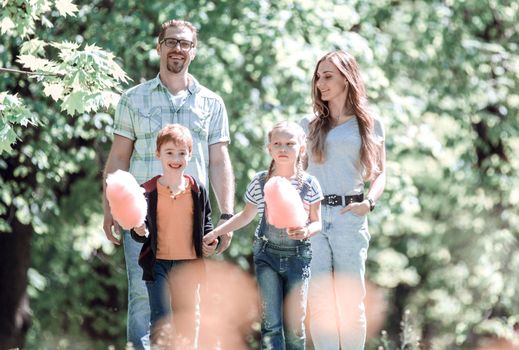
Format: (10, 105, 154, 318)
(0, 67, 58, 76)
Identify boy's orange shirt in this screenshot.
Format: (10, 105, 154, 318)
(155, 181, 196, 260)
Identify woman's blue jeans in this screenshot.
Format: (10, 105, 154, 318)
(308, 205, 370, 350)
(253, 239, 311, 350)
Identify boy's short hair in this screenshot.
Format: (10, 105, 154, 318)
(156, 124, 193, 153)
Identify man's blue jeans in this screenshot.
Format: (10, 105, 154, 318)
(253, 240, 311, 350)
(123, 231, 150, 350)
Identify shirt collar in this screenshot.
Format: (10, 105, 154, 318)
(152, 73, 201, 94)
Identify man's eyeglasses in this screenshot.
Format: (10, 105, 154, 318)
(160, 38, 194, 51)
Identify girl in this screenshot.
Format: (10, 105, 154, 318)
(302, 50, 386, 350)
(203, 121, 323, 349)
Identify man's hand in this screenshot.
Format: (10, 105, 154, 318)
(103, 211, 122, 245)
(203, 237, 219, 257)
(102, 134, 134, 246)
(216, 219, 233, 254)
(208, 142, 235, 254)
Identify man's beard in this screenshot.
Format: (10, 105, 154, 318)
(167, 59, 185, 74)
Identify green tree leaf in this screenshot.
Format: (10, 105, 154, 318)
(54, 0, 78, 17)
(60, 91, 86, 115)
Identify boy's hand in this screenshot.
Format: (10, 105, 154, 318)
(287, 226, 309, 240)
(203, 237, 219, 257)
(133, 224, 147, 237)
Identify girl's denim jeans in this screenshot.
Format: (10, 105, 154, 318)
(254, 216, 312, 350)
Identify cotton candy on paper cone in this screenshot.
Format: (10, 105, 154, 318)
(106, 170, 147, 229)
(264, 176, 307, 229)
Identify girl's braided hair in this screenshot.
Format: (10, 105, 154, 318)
(266, 121, 306, 190)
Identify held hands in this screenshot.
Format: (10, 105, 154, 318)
(217, 232, 233, 254)
(287, 226, 309, 240)
(203, 230, 220, 245)
(340, 200, 370, 216)
(215, 218, 233, 254)
(203, 235, 219, 256)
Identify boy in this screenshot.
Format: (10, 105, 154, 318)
(131, 124, 217, 347)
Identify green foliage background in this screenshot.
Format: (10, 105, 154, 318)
(1, 0, 518, 349)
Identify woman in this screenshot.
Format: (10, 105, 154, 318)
(302, 50, 386, 350)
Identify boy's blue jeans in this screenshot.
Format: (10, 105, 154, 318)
(146, 259, 203, 346)
(123, 231, 150, 350)
(146, 260, 178, 330)
(253, 239, 311, 350)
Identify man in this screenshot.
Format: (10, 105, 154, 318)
(102, 19, 235, 350)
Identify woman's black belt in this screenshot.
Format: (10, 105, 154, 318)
(322, 193, 364, 207)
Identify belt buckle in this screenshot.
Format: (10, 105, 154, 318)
(328, 194, 340, 206)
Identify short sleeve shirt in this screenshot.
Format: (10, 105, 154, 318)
(244, 171, 323, 236)
(113, 74, 230, 186)
(301, 115, 385, 195)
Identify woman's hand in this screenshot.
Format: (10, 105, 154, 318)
(340, 200, 370, 216)
(287, 226, 309, 240)
(133, 224, 148, 236)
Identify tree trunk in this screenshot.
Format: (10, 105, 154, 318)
(0, 215, 33, 349)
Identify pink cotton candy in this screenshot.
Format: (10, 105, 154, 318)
(106, 170, 147, 230)
(264, 176, 307, 229)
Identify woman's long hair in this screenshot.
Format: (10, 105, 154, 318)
(308, 51, 381, 180)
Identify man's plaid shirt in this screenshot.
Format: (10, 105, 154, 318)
(113, 74, 230, 186)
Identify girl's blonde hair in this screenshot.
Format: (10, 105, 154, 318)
(308, 50, 382, 181)
(266, 121, 306, 189)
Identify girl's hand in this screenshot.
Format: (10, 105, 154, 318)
(203, 237, 218, 257)
(133, 224, 148, 236)
(203, 231, 219, 244)
(287, 226, 309, 240)
(340, 200, 370, 216)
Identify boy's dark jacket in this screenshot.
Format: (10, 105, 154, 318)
(130, 175, 213, 281)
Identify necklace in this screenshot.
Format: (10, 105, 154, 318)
(159, 177, 186, 197)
